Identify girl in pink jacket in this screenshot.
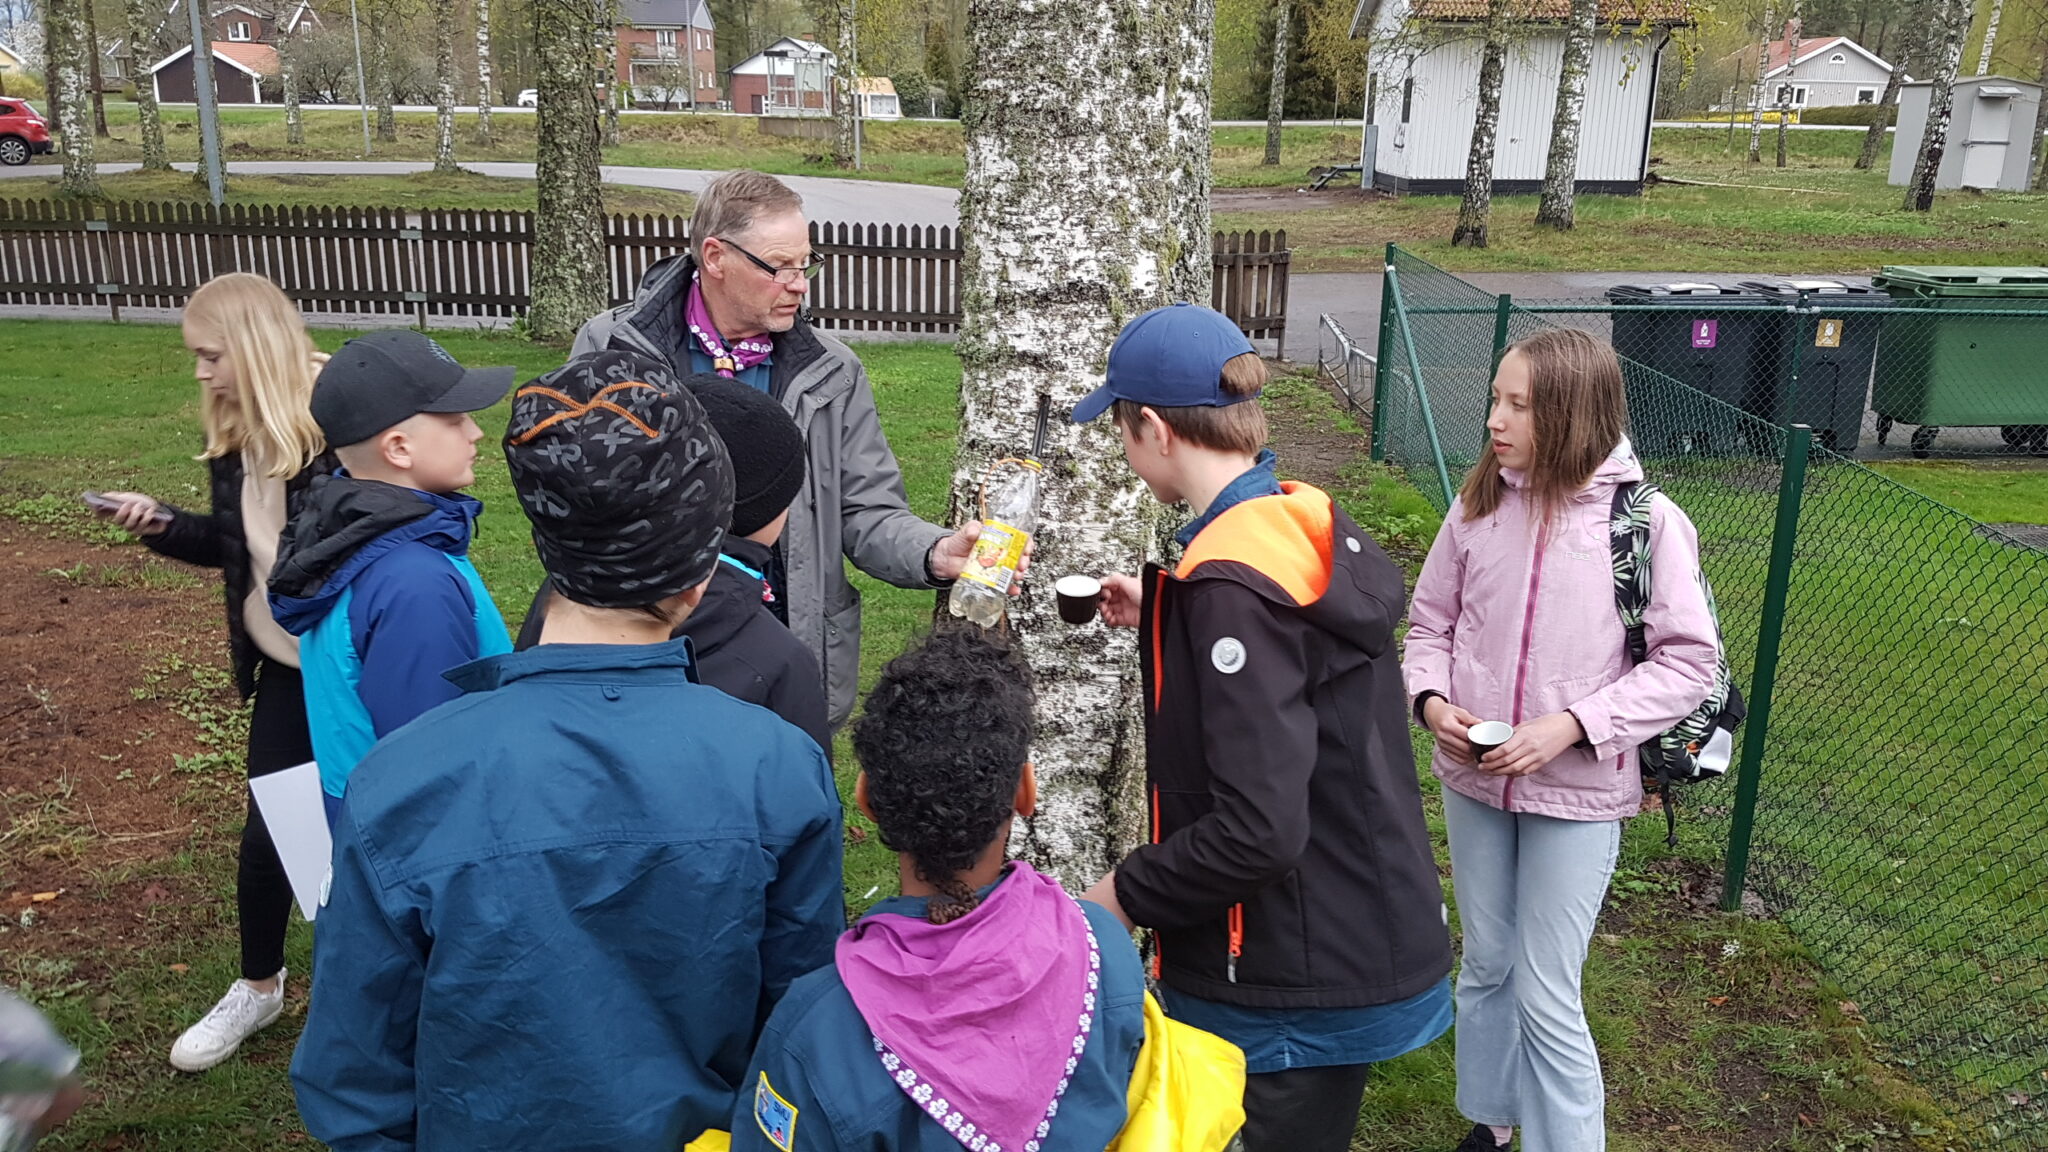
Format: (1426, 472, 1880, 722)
(1404, 329, 1720, 1152)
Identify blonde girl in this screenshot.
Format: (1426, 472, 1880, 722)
(1402, 329, 1721, 1152)
(95, 273, 330, 1073)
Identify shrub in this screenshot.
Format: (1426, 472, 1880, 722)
(1, 73, 50, 105)
(1801, 102, 1898, 126)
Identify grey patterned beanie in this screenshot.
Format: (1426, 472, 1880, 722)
(504, 350, 734, 608)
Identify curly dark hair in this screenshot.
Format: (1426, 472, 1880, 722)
(852, 629, 1036, 925)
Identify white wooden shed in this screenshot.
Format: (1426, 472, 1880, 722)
(1889, 76, 2043, 192)
(1351, 0, 1689, 195)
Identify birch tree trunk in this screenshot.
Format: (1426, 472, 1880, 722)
(833, 0, 856, 167)
(956, 0, 1213, 888)
(126, 0, 171, 169)
(1857, 47, 1907, 168)
(434, 0, 459, 170)
(42, 2, 62, 136)
(1976, 0, 2002, 73)
(1906, 0, 1969, 209)
(1748, 4, 1772, 163)
(475, 0, 495, 143)
(82, 0, 106, 138)
(598, 0, 621, 146)
(1452, 0, 1512, 248)
(1776, 9, 1799, 167)
(371, 1, 397, 142)
(51, 0, 99, 196)
(530, 0, 606, 339)
(278, 1, 304, 145)
(1262, 0, 1289, 164)
(1534, 0, 1596, 228)
(2031, 36, 2048, 187)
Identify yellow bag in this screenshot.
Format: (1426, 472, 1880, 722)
(1108, 992, 1246, 1152)
(685, 1130, 730, 1152)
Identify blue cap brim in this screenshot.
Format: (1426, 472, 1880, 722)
(1071, 384, 1119, 424)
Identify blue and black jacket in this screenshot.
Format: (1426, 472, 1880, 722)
(268, 474, 511, 799)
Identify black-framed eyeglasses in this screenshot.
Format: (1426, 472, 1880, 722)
(717, 237, 826, 285)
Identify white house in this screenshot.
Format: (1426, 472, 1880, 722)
(1747, 34, 1898, 110)
(1353, 0, 1689, 195)
(854, 76, 901, 119)
(728, 36, 836, 116)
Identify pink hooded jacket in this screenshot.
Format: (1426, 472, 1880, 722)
(1403, 440, 1722, 822)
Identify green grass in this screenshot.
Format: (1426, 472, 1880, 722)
(1866, 459, 2048, 524)
(0, 167, 699, 214)
(1, 320, 1961, 1149)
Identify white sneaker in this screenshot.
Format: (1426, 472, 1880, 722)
(168, 969, 286, 1072)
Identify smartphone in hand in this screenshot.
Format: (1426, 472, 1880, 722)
(81, 491, 172, 525)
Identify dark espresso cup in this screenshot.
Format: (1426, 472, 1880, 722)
(1055, 575, 1103, 625)
(1467, 720, 1515, 765)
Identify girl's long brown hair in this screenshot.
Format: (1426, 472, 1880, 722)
(1459, 328, 1628, 523)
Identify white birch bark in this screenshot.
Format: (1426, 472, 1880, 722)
(530, 0, 607, 338)
(435, 0, 459, 170)
(1452, 0, 1512, 248)
(370, 0, 397, 142)
(833, 0, 856, 167)
(81, 0, 105, 137)
(475, 0, 495, 143)
(1263, 0, 1290, 165)
(277, 1, 304, 146)
(956, 0, 1213, 888)
(1976, 0, 2001, 74)
(1857, 34, 1908, 168)
(1748, 3, 1772, 163)
(1906, 0, 1970, 209)
(52, 0, 98, 196)
(1534, 0, 1596, 228)
(1776, 8, 1800, 166)
(126, 0, 171, 169)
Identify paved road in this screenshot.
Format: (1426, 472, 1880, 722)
(0, 160, 962, 228)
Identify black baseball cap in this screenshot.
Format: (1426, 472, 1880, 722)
(311, 329, 516, 448)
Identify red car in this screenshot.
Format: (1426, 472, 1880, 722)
(0, 99, 53, 166)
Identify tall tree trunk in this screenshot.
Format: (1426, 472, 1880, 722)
(1977, 0, 2002, 73)
(51, 0, 99, 195)
(126, 0, 171, 169)
(1748, 4, 1772, 163)
(1907, 0, 1970, 209)
(955, 0, 1213, 886)
(43, 2, 62, 136)
(475, 0, 495, 143)
(833, 0, 855, 166)
(82, 0, 106, 137)
(1534, 0, 1596, 228)
(370, 1, 397, 142)
(1857, 46, 1907, 168)
(278, 3, 304, 145)
(1262, 0, 1289, 164)
(597, 0, 619, 147)
(1776, 6, 1800, 167)
(2031, 36, 2048, 187)
(1452, 0, 1511, 248)
(530, 0, 606, 339)
(434, 0, 459, 170)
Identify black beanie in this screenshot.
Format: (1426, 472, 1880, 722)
(685, 373, 807, 539)
(503, 351, 734, 608)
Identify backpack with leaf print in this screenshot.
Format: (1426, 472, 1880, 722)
(1609, 481, 1747, 847)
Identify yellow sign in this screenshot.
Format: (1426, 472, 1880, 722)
(1816, 319, 1843, 348)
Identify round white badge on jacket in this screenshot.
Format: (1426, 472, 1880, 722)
(1211, 637, 1247, 674)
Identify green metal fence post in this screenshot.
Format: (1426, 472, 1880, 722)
(1785, 291, 1809, 423)
(1384, 262, 1459, 507)
(1492, 293, 1514, 365)
(1371, 249, 1395, 462)
(1722, 422, 1814, 913)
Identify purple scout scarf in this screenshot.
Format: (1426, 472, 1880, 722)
(685, 274, 774, 379)
(836, 862, 1101, 1152)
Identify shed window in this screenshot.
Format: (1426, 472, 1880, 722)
(1400, 76, 1413, 124)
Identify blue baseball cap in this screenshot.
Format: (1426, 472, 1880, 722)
(1071, 303, 1259, 424)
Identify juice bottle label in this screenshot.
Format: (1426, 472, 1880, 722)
(957, 519, 1031, 594)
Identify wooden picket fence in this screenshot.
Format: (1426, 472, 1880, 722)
(0, 199, 1289, 345)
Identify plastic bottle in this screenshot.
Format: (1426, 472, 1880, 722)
(947, 456, 1043, 628)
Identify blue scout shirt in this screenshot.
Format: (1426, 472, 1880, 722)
(688, 345, 775, 394)
(729, 881, 1147, 1152)
(291, 638, 845, 1152)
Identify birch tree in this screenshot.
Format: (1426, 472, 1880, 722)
(955, 0, 1213, 886)
(370, 0, 398, 142)
(274, 0, 305, 144)
(475, 0, 495, 142)
(2031, 35, 2048, 187)
(1748, 1, 1773, 162)
(1451, 0, 1514, 248)
(1775, 8, 1799, 166)
(1263, 0, 1290, 163)
(529, 0, 606, 339)
(597, 0, 620, 146)
(1534, 0, 1597, 228)
(81, 0, 106, 137)
(1906, 0, 1970, 209)
(434, 0, 459, 170)
(50, 0, 98, 196)
(125, 0, 171, 169)
(1976, 0, 2002, 72)
(1857, 0, 1921, 169)
(833, 0, 856, 167)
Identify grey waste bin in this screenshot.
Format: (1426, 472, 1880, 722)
(1606, 283, 1779, 456)
(1737, 279, 1890, 453)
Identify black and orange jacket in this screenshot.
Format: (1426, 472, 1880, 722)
(1113, 481, 1454, 1010)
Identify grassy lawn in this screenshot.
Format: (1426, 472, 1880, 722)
(0, 167, 699, 214)
(1866, 459, 2048, 524)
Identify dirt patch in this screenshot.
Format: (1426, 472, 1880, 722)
(0, 522, 236, 965)
(1263, 373, 1365, 494)
(1213, 186, 1379, 214)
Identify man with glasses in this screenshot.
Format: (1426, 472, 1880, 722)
(572, 169, 989, 732)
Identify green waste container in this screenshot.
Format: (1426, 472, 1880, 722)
(1870, 265, 2048, 455)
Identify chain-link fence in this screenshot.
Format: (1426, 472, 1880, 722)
(1376, 245, 2048, 1148)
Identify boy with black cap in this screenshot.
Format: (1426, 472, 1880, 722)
(267, 329, 516, 824)
(514, 372, 827, 752)
(1071, 304, 1454, 1152)
(291, 349, 844, 1152)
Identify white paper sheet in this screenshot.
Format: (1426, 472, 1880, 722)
(248, 761, 333, 922)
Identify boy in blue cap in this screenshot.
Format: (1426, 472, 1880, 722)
(1072, 304, 1455, 1152)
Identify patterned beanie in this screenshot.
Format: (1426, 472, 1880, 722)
(504, 350, 734, 608)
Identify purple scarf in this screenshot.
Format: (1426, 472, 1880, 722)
(837, 863, 1101, 1152)
(684, 274, 774, 379)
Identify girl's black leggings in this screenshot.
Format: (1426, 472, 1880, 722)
(240, 658, 313, 981)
